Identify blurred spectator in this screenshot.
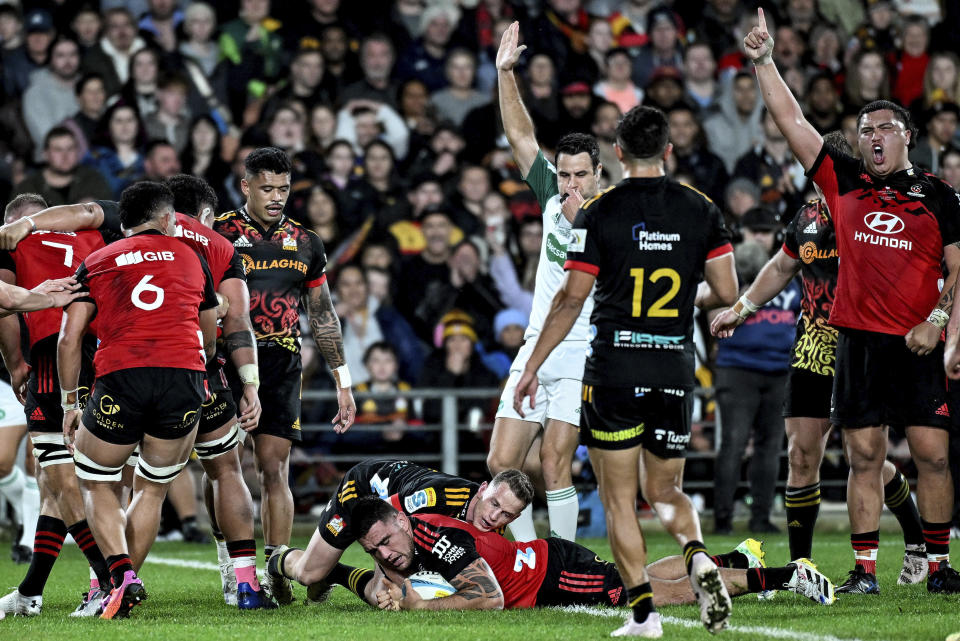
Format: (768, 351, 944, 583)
(336, 99, 409, 161)
(594, 47, 643, 114)
(704, 70, 764, 173)
(732, 109, 806, 216)
(219, 142, 255, 211)
(285, 0, 358, 53)
(449, 164, 492, 237)
(844, 49, 890, 112)
(24, 35, 82, 162)
(911, 52, 960, 122)
(910, 102, 959, 174)
(784, 0, 819, 39)
(120, 47, 161, 118)
(806, 24, 843, 77)
(851, 0, 899, 54)
(840, 112, 860, 157)
(522, 53, 560, 137)
(487, 214, 541, 318)
(712, 238, 799, 534)
(772, 24, 805, 72)
(683, 41, 719, 112)
(557, 80, 597, 135)
(143, 139, 181, 181)
(398, 79, 434, 146)
(666, 104, 729, 205)
(940, 146, 960, 188)
(890, 15, 930, 108)
(692, 0, 742, 60)
(352, 342, 423, 452)
(642, 66, 685, 112)
(631, 7, 684, 89)
(359, 139, 406, 227)
(180, 114, 230, 191)
(2, 8, 54, 99)
(584, 18, 613, 80)
(60, 72, 108, 159)
(139, 0, 183, 53)
(144, 73, 192, 153)
(818, 0, 864, 39)
(592, 100, 623, 184)
(15, 126, 111, 205)
(804, 73, 844, 134)
(318, 24, 360, 98)
(263, 46, 335, 121)
(527, 0, 592, 80)
(340, 33, 399, 107)
(480, 308, 528, 380)
(301, 184, 341, 249)
(84, 102, 145, 198)
(71, 7, 102, 51)
(739, 207, 781, 256)
(324, 139, 358, 191)
(723, 177, 761, 231)
(179, 2, 220, 76)
(81, 7, 145, 97)
(396, 5, 460, 92)
(335, 264, 423, 385)
(365, 265, 393, 306)
(405, 124, 465, 182)
(417, 311, 499, 424)
(308, 103, 338, 155)
(606, 0, 653, 49)
(396, 205, 453, 340)
(218, 0, 285, 121)
(266, 102, 307, 155)
(431, 49, 489, 127)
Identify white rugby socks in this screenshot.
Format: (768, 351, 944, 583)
(546, 486, 579, 541)
(509, 504, 537, 542)
(19, 475, 39, 546)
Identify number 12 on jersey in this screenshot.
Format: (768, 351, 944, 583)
(630, 268, 680, 318)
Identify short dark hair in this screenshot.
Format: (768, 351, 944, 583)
(4, 193, 47, 223)
(244, 146, 292, 177)
(616, 105, 669, 161)
(857, 100, 918, 150)
(352, 496, 400, 540)
(46, 34, 79, 63)
(75, 72, 105, 96)
(822, 130, 853, 157)
(555, 133, 600, 170)
(44, 126, 76, 149)
(145, 138, 175, 159)
(164, 174, 218, 217)
(363, 341, 397, 365)
(490, 469, 535, 508)
(119, 181, 174, 228)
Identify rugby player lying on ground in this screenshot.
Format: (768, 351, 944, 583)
(331, 497, 835, 615)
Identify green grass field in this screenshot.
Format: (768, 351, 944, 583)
(0, 530, 955, 641)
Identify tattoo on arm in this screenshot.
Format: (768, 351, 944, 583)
(306, 282, 345, 369)
(223, 330, 255, 354)
(449, 559, 502, 602)
(938, 281, 955, 313)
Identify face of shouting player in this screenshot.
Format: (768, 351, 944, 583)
(858, 109, 911, 178)
(556, 152, 599, 202)
(469, 481, 527, 532)
(242, 170, 291, 227)
(360, 513, 415, 573)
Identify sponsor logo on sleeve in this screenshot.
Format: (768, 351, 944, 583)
(567, 229, 587, 253)
(326, 514, 344, 536)
(404, 488, 437, 513)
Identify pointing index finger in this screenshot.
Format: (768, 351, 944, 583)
(758, 7, 767, 34)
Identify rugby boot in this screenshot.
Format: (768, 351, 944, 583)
(0, 589, 41, 616)
(835, 566, 879, 594)
(610, 612, 663, 638)
(734, 538, 776, 600)
(927, 564, 960, 594)
(786, 559, 835, 605)
(70, 588, 107, 617)
(266, 545, 295, 605)
(898, 546, 928, 585)
(100, 571, 147, 619)
(237, 582, 277, 610)
(689, 556, 732, 633)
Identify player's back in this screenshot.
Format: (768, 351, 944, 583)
(175, 212, 238, 287)
(77, 232, 213, 377)
(4, 230, 105, 348)
(415, 513, 548, 608)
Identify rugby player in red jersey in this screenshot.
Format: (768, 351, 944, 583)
(0, 193, 114, 617)
(339, 497, 834, 618)
(745, 8, 960, 594)
(59, 182, 220, 619)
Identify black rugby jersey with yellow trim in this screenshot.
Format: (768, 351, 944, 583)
(564, 178, 732, 388)
(782, 200, 839, 376)
(213, 206, 326, 352)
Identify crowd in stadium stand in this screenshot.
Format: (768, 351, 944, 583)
(0, 0, 959, 506)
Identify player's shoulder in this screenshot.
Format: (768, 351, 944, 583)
(674, 181, 716, 206)
(214, 209, 241, 223)
(921, 170, 960, 201)
(580, 185, 618, 212)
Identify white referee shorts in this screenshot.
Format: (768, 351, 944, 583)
(496, 339, 587, 427)
(0, 381, 24, 428)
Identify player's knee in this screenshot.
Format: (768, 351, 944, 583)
(913, 452, 949, 476)
(258, 463, 289, 489)
(486, 450, 519, 475)
(0, 458, 14, 477)
(787, 439, 819, 476)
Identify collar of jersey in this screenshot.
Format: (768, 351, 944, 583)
(239, 205, 286, 236)
(129, 229, 164, 237)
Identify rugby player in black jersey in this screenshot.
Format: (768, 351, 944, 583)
(712, 132, 928, 589)
(515, 105, 738, 637)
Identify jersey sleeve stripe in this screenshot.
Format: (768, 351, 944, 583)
(705, 243, 734, 261)
(389, 494, 402, 511)
(781, 243, 798, 259)
(564, 259, 600, 276)
(306, 273, 327, 288)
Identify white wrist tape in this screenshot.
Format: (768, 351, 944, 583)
(237, 364, 260, 389)
(927, 308, 950, 329)
(333, 364, 352, 389)
(60, 387, 80, 412)
(734, 295, 760, 320)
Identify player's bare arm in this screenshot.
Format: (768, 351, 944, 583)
(711, 250, 797, 337)
(514, 270, 595, 415)
(0, 277, 81, 315)
(0, 269, 27, 402)
(912, 243, 960, 356)
(0, 201, 105, 249)
(497, 21, 538, 177)
(384, 558, 504, 611)
(945, 248, 960, 377)
(304, 281, 356, 433)
(695, 253, 739, 313)
(220, 276, 261, 430)
(745, 8, 823, 171)
(57, 300, 95, 452)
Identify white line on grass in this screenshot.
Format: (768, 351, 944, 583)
(145, 556, 220, 571)
(554, 605, 883, 641)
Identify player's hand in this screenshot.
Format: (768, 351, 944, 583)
(376, 577, 404, 611)
(62, 409, 81, 454)
(10, 361, 28, 405)
(332, 386, 356, 434)
(905, 321, 941, 356)
(513, 367, 538, 418)
(215, 292, 230, 319)
(35, 278, 82, 308)
(237, 383, 261, 431)
(496, 21, 526, 72)
(710, 308, 746, 338)
(560, 187, 584, 222)
(0, 218, 33, 250)
(743, 8, 775, 63)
